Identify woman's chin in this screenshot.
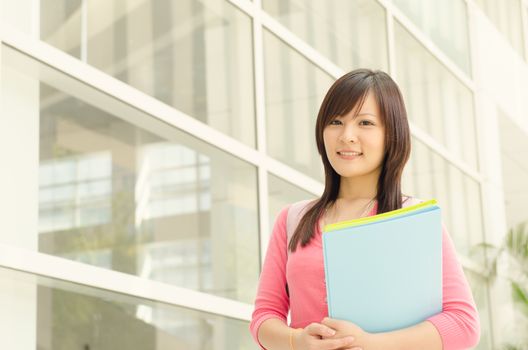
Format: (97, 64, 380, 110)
(336, 170, 365, 178)
(335, 167, 380, 179)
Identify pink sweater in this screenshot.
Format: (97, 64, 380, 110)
(250, 199, 481, 350)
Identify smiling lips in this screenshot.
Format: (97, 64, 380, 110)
(337, 150, 362, 155)
(337, 151, 363, 160)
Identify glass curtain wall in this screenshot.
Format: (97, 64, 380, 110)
(0, 266, 254, 350)
(2, 44, 260, 305)
(474, 0, 526, 59)
(3, 0, 528, 348)
(392, 0, 472, 75)
(41, 0, 256, 147)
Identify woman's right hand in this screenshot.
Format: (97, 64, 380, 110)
(293, 323, 360, 350)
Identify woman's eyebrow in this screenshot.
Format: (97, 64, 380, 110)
(354, 112, 377, 118)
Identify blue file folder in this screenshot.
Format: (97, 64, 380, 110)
(322, 200, 442, 333)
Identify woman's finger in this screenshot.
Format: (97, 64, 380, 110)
(305, 322, 337, 337)
(320, 336, 356, 350)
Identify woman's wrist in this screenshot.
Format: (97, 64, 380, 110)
(289, 327, 302, 350)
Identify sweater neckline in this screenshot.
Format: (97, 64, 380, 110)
(318, 201, 378, 234)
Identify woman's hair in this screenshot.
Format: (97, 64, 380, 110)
(288, 68, 411, 253)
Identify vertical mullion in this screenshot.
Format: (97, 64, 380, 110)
(31, 0, 40, 39)
(81, 0, 88, 62)
(520, 0, 528, 61)
(252, 0, 270, 270)
(466, 0, 497, 347)
(386, 6, 396, 78)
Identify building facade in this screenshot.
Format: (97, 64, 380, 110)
(1, 0, 527, 349)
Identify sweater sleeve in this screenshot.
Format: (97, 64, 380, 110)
(249, 205, 291, 350)
(426, 222, 481, 349)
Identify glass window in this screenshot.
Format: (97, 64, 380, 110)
(393, 0, 471, 75)
(264, 30, 334, 182)
(41, 0, 256, 147)
(395, 21, 479, 171)
(39, 152, 112, 232)
(498, 112, 528, 229)
(475, 0, 526, 59)
(0, 266, 252, 350)
(40, 0, 83, 59)
(263, 0, 389, 71)
(402, 138, 484, 257)
(268, 173, 316, 232)
(1, 44, 260, 304)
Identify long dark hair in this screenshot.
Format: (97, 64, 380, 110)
(288, 68, 411, 253)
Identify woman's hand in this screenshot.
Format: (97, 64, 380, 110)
(293, 322, 357, 350)
(320, 317, 375, 350)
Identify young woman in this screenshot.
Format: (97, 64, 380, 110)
(249, 69, 480, 350)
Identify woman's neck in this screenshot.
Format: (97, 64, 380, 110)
(337, 173, 378, 201)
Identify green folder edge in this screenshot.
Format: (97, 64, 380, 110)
(324, 199, 438, 232)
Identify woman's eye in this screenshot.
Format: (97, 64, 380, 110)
(329, 120, 342, 125)
(360, 120, 374, 126)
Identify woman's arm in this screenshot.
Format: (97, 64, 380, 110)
(260, 318, 358, 350)
(249, 206, 291, 349)
(250, 205, 358, 350)
(369, 320, 442, 349)
(321, 317, 442, 350)
(425, 223, 481, 349)
(257, 318, 293, 350)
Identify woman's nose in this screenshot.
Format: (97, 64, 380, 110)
(339, 125, 359, 143)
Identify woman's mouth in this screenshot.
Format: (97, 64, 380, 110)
(337, 151, 363, 160)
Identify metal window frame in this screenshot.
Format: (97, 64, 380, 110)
(521, 0, 528, 61)
(0, 243, 253, 321)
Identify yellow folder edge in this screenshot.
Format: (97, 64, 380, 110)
(324, 199, 438, 232)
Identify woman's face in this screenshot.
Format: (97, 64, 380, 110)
(323, 91, 386, 178)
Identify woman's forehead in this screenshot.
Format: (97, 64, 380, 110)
(339, 92, 380, 118)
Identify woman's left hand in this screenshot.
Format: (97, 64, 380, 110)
(320, 317, 376, 350)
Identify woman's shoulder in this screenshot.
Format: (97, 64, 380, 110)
(275, 199, 316, 223)
(285, 198, 317, 221)
(401, 195, 425, 207)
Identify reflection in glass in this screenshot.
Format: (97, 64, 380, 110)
(498, 112, 528, 229)
(41, 0, 256, 147)
(475, 0, 526, 59)
(263, 0, 388, 71)
(264, 30, 333, 182)
(40, 0, 83, 59)
(395, 21, 479, 171)
(402, 138, 484, 257)
(0, 266, 252, 350)
(39, 152, 112, 232)
(2, 44, 259, 304)
(393, 0, 471, 75)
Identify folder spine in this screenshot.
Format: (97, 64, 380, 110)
(322, 236, 333, 317)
